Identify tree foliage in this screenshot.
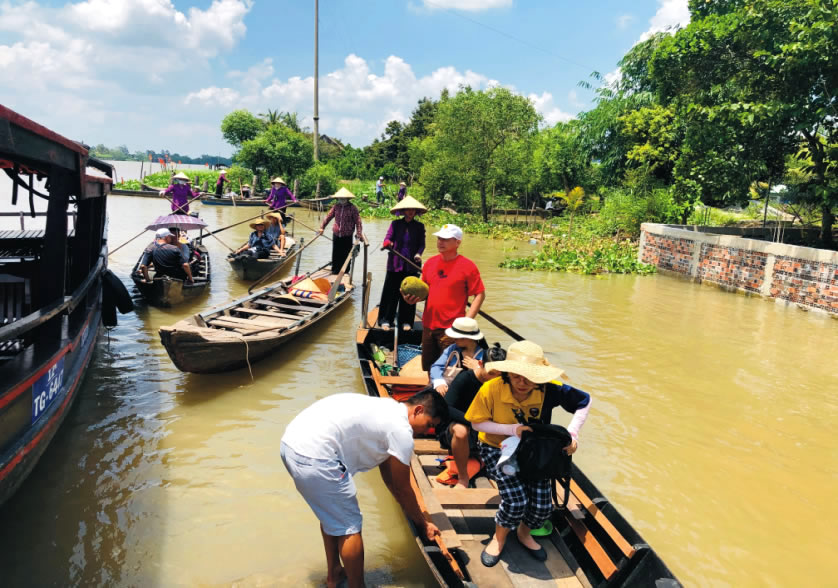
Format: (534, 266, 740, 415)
(235, 124, 313, 181)
(221, 109, 264, 148)
(420, 86, 541, 220)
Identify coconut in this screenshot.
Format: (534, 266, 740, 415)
(400, 276, 429, 301)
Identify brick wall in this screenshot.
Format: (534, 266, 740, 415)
(698, 244, 767, 293)
(770, 257, 838, 313)
(639, 224, 838, 316)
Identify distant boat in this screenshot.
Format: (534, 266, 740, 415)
(201, 194, 269, 207)
(227, 236, 299, 281)
(159, 244, 364, 374)
(0, 105, 132, 506)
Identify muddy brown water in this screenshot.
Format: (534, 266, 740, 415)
(0, 195, 835, 586)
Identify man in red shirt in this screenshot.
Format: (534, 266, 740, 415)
(403, 224, 486, 371)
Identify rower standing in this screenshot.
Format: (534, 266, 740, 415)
(160, 172, 199, 214)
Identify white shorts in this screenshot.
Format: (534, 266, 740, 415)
(280, 442, 362, 537)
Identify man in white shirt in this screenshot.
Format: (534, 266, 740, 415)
(281, 390, 448, 588)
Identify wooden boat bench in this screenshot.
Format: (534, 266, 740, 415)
(555, 478, 643, 584)
(0, 230, 46, 262)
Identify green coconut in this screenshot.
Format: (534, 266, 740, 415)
(400, 276, 429, 301)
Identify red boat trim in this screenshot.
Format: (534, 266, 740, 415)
(0, 318, 97, 482)
(0, 312, 94, 411)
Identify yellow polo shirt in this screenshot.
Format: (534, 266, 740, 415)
(465, 377, 545, 448)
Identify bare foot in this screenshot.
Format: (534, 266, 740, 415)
(326, 567, 346, 588)
(485, 535, 504, 557)
(455, 477, 470, 489)
(517, 527, 541, 550)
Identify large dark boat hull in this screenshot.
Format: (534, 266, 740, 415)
(0, 300, 101, 506)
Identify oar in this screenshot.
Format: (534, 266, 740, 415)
(206, 212, 271, 237)
(160, 191, 203, 215)
(327, 240, 361, 302)
(383, 246, 526, 342)
(248, 233, 322, 293)
(294, 216, 332, 242)
(108, 227, 148, 257)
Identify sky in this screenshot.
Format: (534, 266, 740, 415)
(0, 0, 690, 158)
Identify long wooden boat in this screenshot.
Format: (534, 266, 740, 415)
(0, 106, 130, 506)
(355, 303, 681, 587)
(201, 194, 269, 207)
(130, 241, 211, 307)
(227, 236, 299, 281)
(159, 243, 363, 373)
(110, 188, 161, 198)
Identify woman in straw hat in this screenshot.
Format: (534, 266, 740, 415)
(265, 212, 287, 256)
(464, 341, 592, 567)
(266, 177, 297, 224)
(160, 172, 199, 214)
(232, 218, 281, 259)
(396, 181, 407, 202)
(377, 195, 426, 330)
(318, 188, 363, 274)
(215, 169, 230, 196)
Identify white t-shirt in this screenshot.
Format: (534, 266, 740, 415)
(281, 394, 414, 475)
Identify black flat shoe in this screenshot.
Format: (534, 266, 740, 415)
(517, 535, 548, 562)
(480, 548, 502, 567)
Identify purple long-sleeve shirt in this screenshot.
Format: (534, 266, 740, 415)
(397, 186, 406, 201)
(164, 183, 199, 213)
(268, 186, 297, 209)
(321, 202, 363, 239)
(384, 218, 425, 273)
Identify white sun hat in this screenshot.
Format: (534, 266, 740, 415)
(444, 317, 484, 341)
(484, 340, 567, 384)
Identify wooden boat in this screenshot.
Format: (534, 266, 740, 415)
(0, 106, 131, 506)
(130, 241, 211, 307)
(227, 236, 299, 281)
(200, 194, 269, 207)
(159, 241, 364, 373)
(110, 188, 161, 198)
(355, 302, 681, 587)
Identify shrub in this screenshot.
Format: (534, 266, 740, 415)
(596, 188, 679, 237)
(299, 163, 338, 198)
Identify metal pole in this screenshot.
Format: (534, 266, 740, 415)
(313, 0, 319, 163)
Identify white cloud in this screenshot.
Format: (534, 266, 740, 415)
(185, 54, 504, 144)
(617, 14, 634, 29)
(640, 0, 690, 41)
(419, 0, 512, 12)
(528, 92, 573, 127)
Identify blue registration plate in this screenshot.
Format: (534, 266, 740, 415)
(31, 357, 65, 423)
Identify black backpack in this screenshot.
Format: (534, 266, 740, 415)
(514, 420, 573, 508)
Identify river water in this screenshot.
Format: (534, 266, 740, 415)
(0, 193, 835, 587)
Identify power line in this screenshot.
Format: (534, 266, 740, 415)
(421, 0, 595, 73)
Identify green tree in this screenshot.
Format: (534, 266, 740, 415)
(533, 121, 589, 195)
(299, 162, 338, 198)
(235, 124, 313, 181)
(652, 0, 838, 243)
(421, 86, 541, 220)
(221, 109, 264, 148)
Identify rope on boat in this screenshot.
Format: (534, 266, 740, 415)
(238, 334, 255, 382)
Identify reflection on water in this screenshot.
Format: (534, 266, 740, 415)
(0, 195, 835, 586)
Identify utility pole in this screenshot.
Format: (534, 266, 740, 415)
(313, 0, 320, 163)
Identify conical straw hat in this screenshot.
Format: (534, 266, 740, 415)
(331, 187, 355, 199)
(271, 177, 286, 184)
(172, 172, 190, 181)
(390, 195, 427, 214)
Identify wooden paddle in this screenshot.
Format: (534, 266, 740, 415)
(383, 246, 526, 342)
(160, 191, 203, 216)
(327, 240, 361, 302)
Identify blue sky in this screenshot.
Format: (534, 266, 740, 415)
(0, 0, 689, 158)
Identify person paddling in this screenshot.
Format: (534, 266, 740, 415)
(267, 177, 297, 224)
(215, 169, 230, 196)
(160, 172, 199, 214)
(378, 195, 426, 330)
(318, 188, 363, 274)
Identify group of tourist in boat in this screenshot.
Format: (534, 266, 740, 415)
(282, 188, 594, 586)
